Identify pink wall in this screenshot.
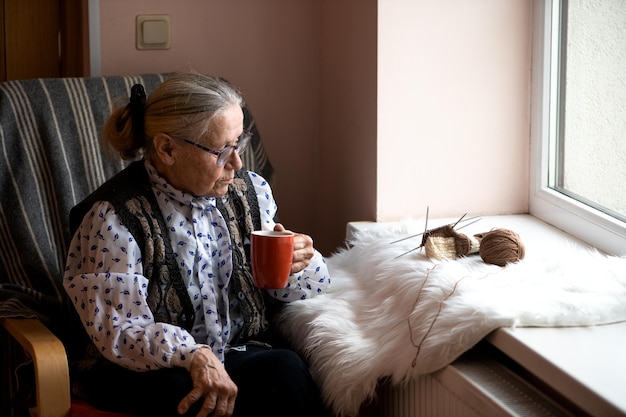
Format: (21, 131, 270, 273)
(99, 0, 322, 248)
(377, 0, 532, 222)
(317, 1, 378, 255)
(96, 0, 531, 256)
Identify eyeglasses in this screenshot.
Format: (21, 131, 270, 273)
(179, 130, 253, 167)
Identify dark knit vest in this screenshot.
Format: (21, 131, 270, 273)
(69, 160, 269, 346)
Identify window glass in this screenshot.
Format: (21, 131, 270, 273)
(554, 0, 626, 222)
(530, 0, 626, 256)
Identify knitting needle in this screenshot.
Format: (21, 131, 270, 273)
(455, 217, 482, 231)
(394, 245, 422, 259)
(389, 212, 480, 245)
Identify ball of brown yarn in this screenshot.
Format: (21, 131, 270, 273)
(477, 228, 525, 266)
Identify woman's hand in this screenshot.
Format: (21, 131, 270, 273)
(178, 347, 238, 417)
(274, 223, 315, 274)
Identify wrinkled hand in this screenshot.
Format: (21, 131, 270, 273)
(178, 347, 238, 417)
(274, 223, 315, 274)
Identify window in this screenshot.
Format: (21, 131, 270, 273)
(530, 0, 626, 256)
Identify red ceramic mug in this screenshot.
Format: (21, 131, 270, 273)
(250, 230, 294, 289)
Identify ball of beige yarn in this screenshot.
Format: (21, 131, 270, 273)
(478, 228, 525, 266)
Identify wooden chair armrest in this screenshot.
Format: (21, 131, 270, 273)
(1, 318, 71, 417)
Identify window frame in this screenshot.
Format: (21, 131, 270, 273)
(529, 0, 626, 257)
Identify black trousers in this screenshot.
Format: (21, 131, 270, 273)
(76, 346, 330, 417)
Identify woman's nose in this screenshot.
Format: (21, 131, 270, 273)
(225, 149, 243, 170)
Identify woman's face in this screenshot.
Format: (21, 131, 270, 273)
(157, 104, 244, 198)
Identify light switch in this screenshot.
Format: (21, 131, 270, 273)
(136, 15, 171, 50)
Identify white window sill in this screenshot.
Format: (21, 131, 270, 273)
(488, 323, 626, 416)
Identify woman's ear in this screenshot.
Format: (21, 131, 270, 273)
(152, 133, 177, 165)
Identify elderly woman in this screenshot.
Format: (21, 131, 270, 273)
(63, 73, 331, 417)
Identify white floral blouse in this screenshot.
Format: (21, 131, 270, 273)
(63, 160, 331, 372)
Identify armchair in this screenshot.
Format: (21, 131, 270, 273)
(0, 73, 274, 417)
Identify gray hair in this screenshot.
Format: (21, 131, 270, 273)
(103, 72, 244, 160)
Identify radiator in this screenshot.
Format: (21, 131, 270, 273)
(377, 346, 581, 417)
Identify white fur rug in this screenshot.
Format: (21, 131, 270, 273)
(275, 218, 626, 417)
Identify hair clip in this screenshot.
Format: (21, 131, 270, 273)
(127, 84, 146, 139)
